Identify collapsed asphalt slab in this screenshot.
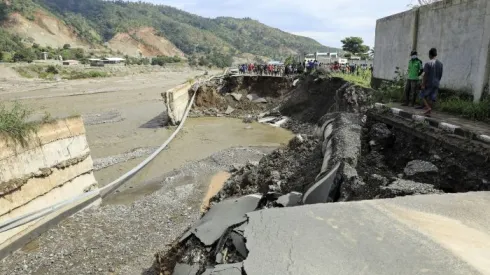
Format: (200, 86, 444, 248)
(180, 195, 261, 246)
(243, 192, 490, 275)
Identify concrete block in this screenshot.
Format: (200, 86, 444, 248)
(0, 172, 97, 244)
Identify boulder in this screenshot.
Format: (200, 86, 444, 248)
(404, 160, 439, 184)
(369, 123, 393, 150)
(380, 179, 443, 198)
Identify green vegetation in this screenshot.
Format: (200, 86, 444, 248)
(23, 0, 335, 65)
(373, 68, 406, 103)
(332, 70, 373, 88)
(0, 102, 38, 146)
(341, 37, 370, 57)
(151, 55, 181, 66)
(372, 68, 490, 122)
(124, 56, 150, 65)
(439, 98, 490, 121)
(64, 70, 108, 80)
(13, 64, 110, 80)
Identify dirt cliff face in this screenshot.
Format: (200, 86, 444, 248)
(5, 11, 90, 49)
(108, 27, 185, 57)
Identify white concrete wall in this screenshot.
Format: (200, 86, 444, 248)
(0, 117, 97, 244)
(162, 83, 192, 125)
(373, 10, 416, 81)
(374, 0, 490, 101)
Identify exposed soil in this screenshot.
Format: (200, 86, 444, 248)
(5, 11, 90, 49)
(356, 110, 490, 194)
(212, 135, 323, 202)
(191, 75, 292, 118)
(108, 27, 185, 57)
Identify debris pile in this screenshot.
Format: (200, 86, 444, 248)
(190, 75, 291, 119)
(189, 72, 373, 134)
(211, 134, 323, 203)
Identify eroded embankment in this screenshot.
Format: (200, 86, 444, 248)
(154, 73, 490, 275)
(0, 117, 98, 258)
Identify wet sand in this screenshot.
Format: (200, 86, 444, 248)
(201, 171, 231, 212)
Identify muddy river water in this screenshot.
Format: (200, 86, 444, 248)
(102, 117, 294, 205)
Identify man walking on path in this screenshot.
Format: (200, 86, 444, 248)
(402, 50, 424, 106)
(421, 48, 443, 116)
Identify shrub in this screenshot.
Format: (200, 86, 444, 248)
(0, 102, 38, 146)
(45, 65, 59, 74)
(438, 97, 490, 121)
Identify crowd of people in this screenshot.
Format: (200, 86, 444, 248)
(329, 63, 373, 76)
(238, 63, 305, 77)
(236, 60, 375, 77)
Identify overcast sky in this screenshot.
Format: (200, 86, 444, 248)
(133, 0, 416, 48)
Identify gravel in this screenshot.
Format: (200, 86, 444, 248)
(82, 110, 125, 126)
(0, 147, 274, 275)
(92, 147, 159, 171)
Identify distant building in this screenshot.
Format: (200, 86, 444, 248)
(268, 61, 284, 65)
(102, 57, 125, 64)
(62, 60, 79, 66)
(89, 59, 104, 67)
(89, 57, 125, 67)
(304, 52, 340, 63)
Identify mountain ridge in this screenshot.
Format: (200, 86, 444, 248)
(1, 0, 338, 65)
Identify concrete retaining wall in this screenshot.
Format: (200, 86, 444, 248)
(374, 0, 490, 101)
(0, 117, 97, 245)
(162, 83, 192, 125)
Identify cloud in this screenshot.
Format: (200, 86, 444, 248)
(131, 0, 410, 47)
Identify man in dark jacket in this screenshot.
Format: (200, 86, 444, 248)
(402, 50, 424, 106)
(421, 48, 443, 116)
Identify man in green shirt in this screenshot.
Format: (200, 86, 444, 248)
(402, 50, 424, 106)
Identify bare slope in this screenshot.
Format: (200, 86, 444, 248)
(108, 27, 185, 57)
(4, 11, 89, 49)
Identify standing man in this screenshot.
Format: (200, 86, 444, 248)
(403, 50, 424, 106)
(421, 48, 443, 115)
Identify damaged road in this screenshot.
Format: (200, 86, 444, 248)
(157, 71, 490, 275)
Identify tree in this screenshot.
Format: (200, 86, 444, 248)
(63, 44, 71, 50)
(13, 48, 36, 63)
(408, 0, 442, 8)
(0, 3, 8, 22)
(341, 37, 370, 56)
(284, 55, 295, 66)
(369, 47, 375, 58)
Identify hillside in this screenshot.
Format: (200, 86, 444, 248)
(1, 0, 336, 65)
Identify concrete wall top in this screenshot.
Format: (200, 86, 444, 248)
(0, 116, 91, 196)
(0, 116, 85, 160)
